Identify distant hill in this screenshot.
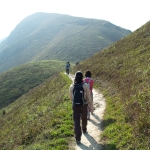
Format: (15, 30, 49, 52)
(0, 12, 131, 73)
(74, 20, 150, 149)
(0, 18, 150, 149)
(0, 38, 6, 51)
(0, 60, 65, 109)
(0, 39, 3, 43)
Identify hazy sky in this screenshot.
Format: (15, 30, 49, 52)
(0, 0, 150, 40)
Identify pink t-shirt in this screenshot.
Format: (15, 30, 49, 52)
(83, 77, 94, 94)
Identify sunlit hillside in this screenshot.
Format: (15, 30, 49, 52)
(1, 13, 150, 150)
(0, 60, 65, 109)
(0, 73, 73, 150)
(74, 20, 150, 149)
(0, 12, 131, 73)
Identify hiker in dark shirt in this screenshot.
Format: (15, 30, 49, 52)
(65, 62, 70, 75)
(69, 71, 93, 144)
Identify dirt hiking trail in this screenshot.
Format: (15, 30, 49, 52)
(68, 74, 106, 150)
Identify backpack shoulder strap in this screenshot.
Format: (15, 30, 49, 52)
(87, 79, 91, 83)
(73, 83, 82, 90)
(74, 83, 84, 86)
(84, 78, 91, 83)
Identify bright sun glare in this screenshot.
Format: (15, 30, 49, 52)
(0, 0, 150, 39)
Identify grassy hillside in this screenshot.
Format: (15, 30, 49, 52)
(74, 21, 150, 149)
(0, 73, 73, 150)
(0, 60, 66, 109)
(0, 12, 131, 73)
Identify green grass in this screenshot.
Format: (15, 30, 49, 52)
(0, 72, 74, 150)
(0, 60, 65, 109)
(1, 15, 150, 150)
(73, 21, 150, 149)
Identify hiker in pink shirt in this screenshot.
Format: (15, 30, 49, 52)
(83, 71, 94, 120)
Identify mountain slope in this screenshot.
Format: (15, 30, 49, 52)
(0, 73, 73, 150)
(0, 12, 131, 73)
(74, 20, 150, 149)
(0, 60, 65, 109)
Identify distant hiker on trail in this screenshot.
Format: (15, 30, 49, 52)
(65, 62, 70, 75)
(83, 71, 94, 120)
(76, 61, 79, 65)
(69, 71, 93, 144)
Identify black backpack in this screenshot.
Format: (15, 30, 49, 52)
(73, 83, 86, 107)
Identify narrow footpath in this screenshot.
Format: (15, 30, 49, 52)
(68, 74, 106, 150)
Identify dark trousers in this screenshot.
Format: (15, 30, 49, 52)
(72, 104, 88, 141)
(66, 69, 69, 75)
